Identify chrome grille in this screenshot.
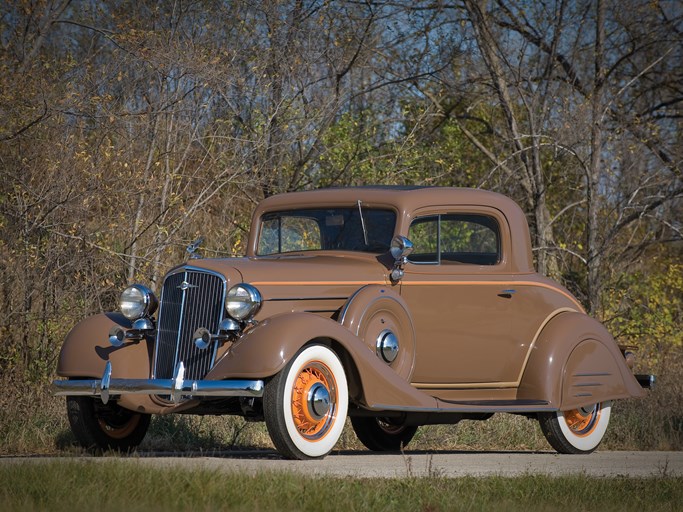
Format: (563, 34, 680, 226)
(154, 269, 226, 381)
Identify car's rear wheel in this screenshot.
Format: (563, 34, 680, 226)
(351, 416, 417, 451)
(538, 401, 611, 454)
(264, 344, 348, 460)
(66, 396, 150, 452)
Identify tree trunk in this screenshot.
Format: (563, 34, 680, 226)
(587, 0, 605, 314)
(463, 0, 559, 277)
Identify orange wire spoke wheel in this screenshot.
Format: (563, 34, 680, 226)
(563, 404, 601, 437)
(375, 418, 406, 435)
(290, 361, 337, 440)
(97, 412, 142, 440)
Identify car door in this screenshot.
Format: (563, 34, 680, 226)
(400, 207, 538, 387)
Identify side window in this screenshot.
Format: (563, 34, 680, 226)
(407, 216, 439, 263)
(259, 216, 321, 254)
(440, 215, 499, 264)
(408, 214, 500, 265)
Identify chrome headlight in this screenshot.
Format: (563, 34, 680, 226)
(226, 283, 262, 321)
(120, 284, 157, 320)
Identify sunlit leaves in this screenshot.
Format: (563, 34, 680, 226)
(605, 262, 683, 370)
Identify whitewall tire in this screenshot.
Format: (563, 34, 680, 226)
(264, 344, 348, 460)
(539, 401, 611, 454)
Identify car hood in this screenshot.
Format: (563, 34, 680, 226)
(177, 252, 389, 300)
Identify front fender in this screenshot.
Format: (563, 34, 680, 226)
(206, 312, 435, 410)
(518, 311, 645, 409)
(56, 312, 153, 380)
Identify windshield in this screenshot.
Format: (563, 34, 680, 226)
(257, 207, 396, 255)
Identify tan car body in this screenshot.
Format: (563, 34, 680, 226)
(56, 187, 645, 418)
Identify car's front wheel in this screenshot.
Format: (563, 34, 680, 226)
(351, 416, 417, 451)
(66, 396, 150, 452)
(264, 344, 348, 460)
(538, 401, 611, 454)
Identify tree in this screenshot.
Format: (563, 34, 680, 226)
(0, 0, 680, 381)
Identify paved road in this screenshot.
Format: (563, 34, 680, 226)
(4, 450, 682, 478)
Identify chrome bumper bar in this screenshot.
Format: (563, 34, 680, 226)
(52, 361, 264, 404)
(635, 374, 656, 389)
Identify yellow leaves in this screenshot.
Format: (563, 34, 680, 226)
(558, 241, 582, 251)
(606, 261, 683, 368)
(231, 237, 244, 257)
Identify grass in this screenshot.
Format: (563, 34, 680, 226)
(1, 461, 682, 512)
(1, 350, 681, 456)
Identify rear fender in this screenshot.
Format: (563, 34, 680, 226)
(518, 311, 645, 409)
(207, 312, 435, 409)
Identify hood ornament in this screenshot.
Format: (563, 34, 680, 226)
(186, 236, 204, 259)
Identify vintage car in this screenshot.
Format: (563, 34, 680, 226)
(53, 187, 653, 459)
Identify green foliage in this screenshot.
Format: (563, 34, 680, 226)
(605, 261, 683, 370)
(315, 110, 419, 186)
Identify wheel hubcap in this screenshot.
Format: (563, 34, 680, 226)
(376, 329, 399, 363)
(307, 382, 330, 421)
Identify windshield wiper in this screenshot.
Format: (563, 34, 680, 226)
(357, 199, 369, 246)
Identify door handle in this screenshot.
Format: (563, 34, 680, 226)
(498, 289, 516, 299)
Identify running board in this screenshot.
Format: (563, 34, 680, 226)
(369, 398, 553, 414)
(438, 398, 549, 407)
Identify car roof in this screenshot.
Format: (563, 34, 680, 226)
(258, 186, 512, 211)
(249, 187, 534, 273)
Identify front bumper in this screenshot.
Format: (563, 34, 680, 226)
(52, 361, 264, 405)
